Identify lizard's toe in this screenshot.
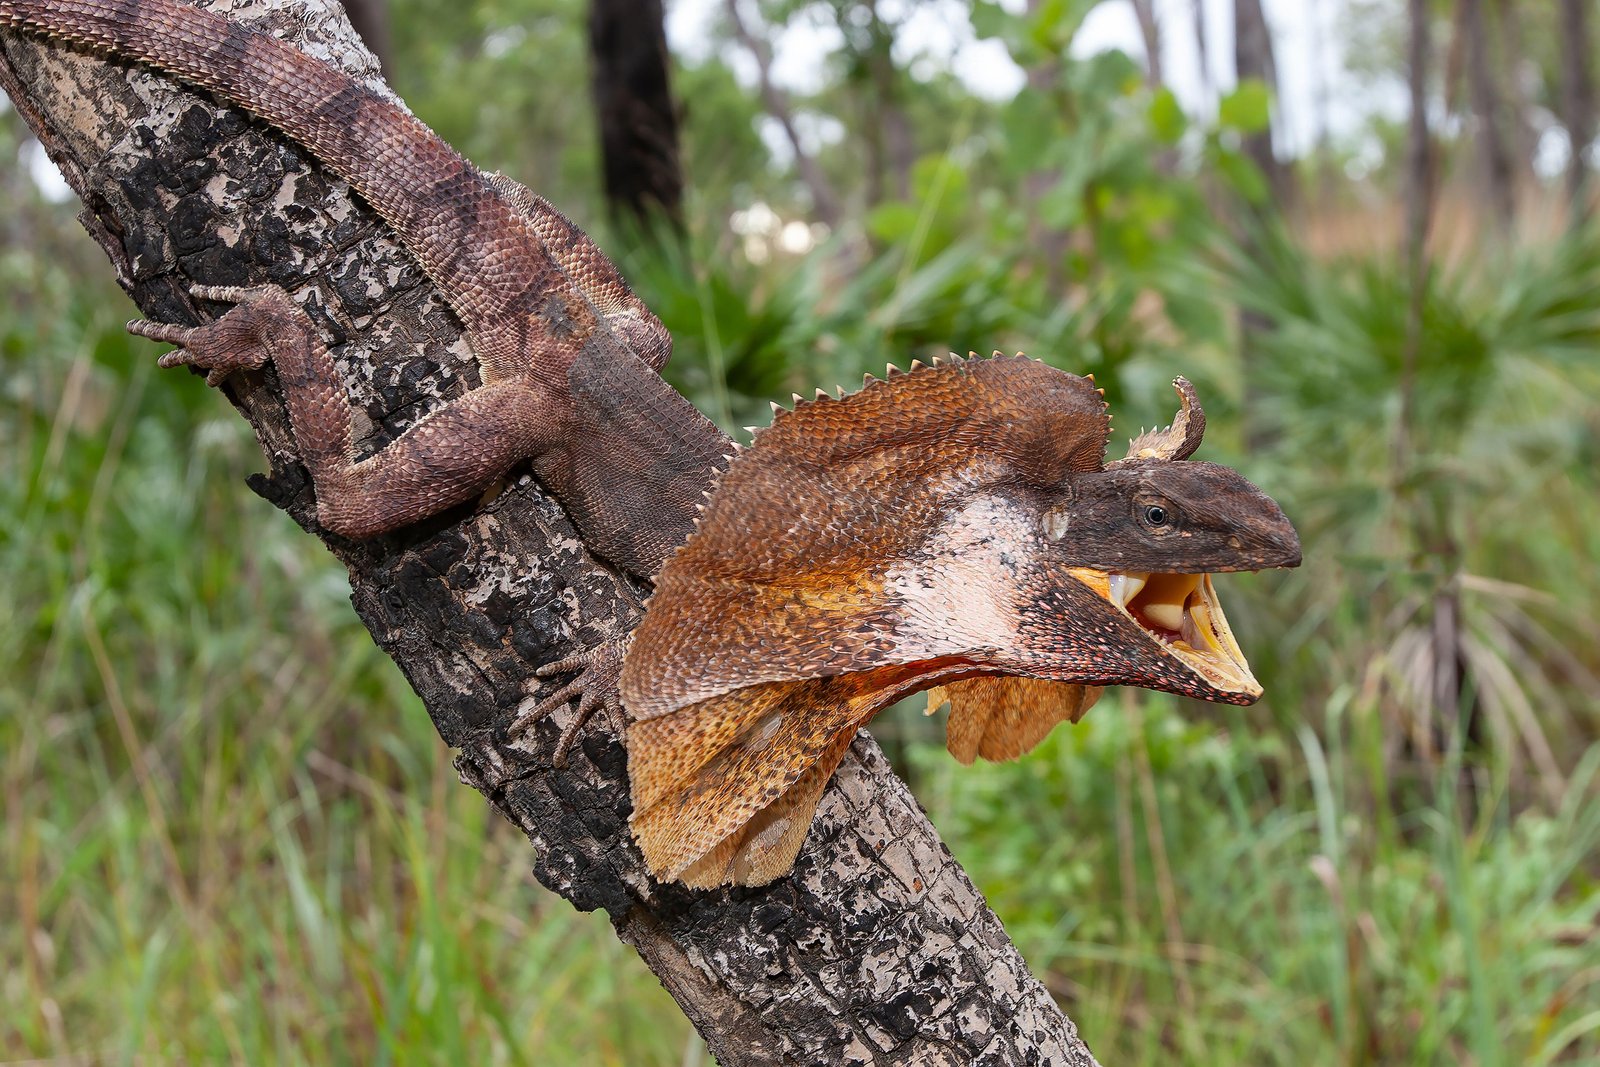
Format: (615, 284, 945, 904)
(514, 635, 630, 764)
(190, 284, 270, 304)
(552, 684, 622, 767)
(513, 676, 584, 737)
(129, 319, 194, 346)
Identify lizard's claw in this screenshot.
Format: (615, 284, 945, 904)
(131, 284, 289, 387)
(512, 635, 631, 766)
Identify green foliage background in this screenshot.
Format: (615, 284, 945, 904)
(2, 0, 1597, 1063)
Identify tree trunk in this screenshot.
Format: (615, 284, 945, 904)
(724, 0, 842, 229)
(1024, 0, 1069, 292)
(589, 0, 685, 230)
(1459, 0, 1514, 233)
(1232, 0, 1291, 207)
(339, 0, 388, 70)
(1560, 0, 1595, 223)
(1130, 0, 1162, 87)
(1230, 0, 1286, 450)
(1491, 0, 1539, 194)
(861, 0, 914, 205)
(1398, 0, 1434, 483)
(0, 2, 1097, 1063)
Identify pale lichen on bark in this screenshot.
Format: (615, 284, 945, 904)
(0, 2, 1099, 1063)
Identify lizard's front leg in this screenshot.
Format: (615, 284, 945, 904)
(132, 285, 557, 539)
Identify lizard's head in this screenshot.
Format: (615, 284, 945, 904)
(1028, 378, 1301, 703)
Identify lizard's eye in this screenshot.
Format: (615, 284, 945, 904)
(1144, 505, 1169, 527)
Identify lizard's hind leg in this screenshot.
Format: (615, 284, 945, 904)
(133, 285, 555, 539)
(512, 634, 631, 766)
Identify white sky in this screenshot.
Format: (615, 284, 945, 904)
(668, 0, 1407, 161)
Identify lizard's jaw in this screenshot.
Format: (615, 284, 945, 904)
(1070, 568, 1262, 700)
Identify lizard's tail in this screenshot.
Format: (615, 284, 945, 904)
(0, 0, 524, 327)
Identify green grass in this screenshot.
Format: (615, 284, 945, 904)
(903, 691, 1600, 1064)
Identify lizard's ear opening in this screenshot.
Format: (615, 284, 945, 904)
(929, 678, 1103, 764)
(1112, 376, 1206, 464)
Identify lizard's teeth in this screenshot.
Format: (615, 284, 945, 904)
(1108, 572, 1148, 608)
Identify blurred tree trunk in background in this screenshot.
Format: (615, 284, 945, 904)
(1491, 0, 1538, 194)
(1401, 0, 1435, 465)
(838, 0, 915, 208)
(1406, 0, 1484, 809)
(1024, 0, 1069, 293)
(1307, 0, 1335, 200)
(1231, 0, 1284, 451)
(1459, 0, 1514, 233)
(340, 0, 390, 71)
(1233, 0, 1290, 207)
(1131, 0, 1173, 175)
(1130, 0, 1162, 88)
(589, 0, 684, 230)
(1560, 0, 1594, 224)
(1191, 0, 1210, 109)
(724, 0, 842, 229)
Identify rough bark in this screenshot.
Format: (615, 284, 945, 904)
(339, 0, 389, 70)
(1559, 0, 1594, 223)
(588, 0, 685, 230)
(0, 2, 1098, 1063)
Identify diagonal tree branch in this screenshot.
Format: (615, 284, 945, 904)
(0, 1, 1097, 1063)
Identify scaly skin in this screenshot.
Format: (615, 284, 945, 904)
(0, 0, 729, 579)
(622, 358, 1301, 887)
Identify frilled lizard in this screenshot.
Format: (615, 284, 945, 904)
(1, 1, 1300, 889)
(623, 363, 1299, 885)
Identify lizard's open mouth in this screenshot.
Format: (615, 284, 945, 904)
(1072, 568, 1261, 699)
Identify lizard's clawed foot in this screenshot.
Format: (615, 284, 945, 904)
(130, 284, 293, 387)
(511, 635, 631, 766)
